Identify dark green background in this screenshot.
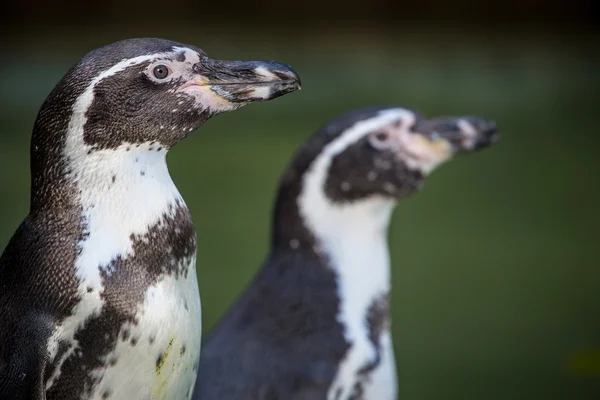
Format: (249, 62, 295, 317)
(0, 6, 599, 399)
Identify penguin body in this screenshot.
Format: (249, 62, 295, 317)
(195, 106, 498, 399)
(0, 38, 300, 400)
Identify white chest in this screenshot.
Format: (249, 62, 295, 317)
(360, 331, 397, 400)
(46, 257, 202, 400)
(89, 259, 202, 400)
(45, 144, 202, 398)
(324, 234, 393, 400)
(297, 186, 396, 400)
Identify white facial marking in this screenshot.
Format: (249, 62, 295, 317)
(172, 47, 202, 65)
(297, 109, 407, 400)
(144, 47, 202, 86)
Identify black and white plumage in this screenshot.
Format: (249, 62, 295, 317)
(194, 106, 498, 400)
(0, 38, 300, 400)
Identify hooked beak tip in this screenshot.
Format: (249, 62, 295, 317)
(207, 60, 301, 103)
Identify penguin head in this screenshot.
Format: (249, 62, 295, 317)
(291, 106, 499, 206)
(27, 38, 299, 210)
(314, 106, 499, 203)
(272, 106, 498, 253)
(33, 38, 300, 152)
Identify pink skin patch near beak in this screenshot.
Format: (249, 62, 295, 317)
(395, 130, 454, 174)
(177, 80, 239, 113)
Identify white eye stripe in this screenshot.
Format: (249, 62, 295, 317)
(146, 47, 202, 84)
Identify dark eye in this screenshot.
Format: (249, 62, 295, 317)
(369, 130, 394, 150)
(374, 132, 389, 142)
(152, 65, 170, 79)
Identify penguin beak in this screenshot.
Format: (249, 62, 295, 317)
(389, 116, 499, 175)
(190, 59, 301, 104)
(410, 117, 499, 154)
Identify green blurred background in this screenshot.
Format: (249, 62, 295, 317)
(1, 1, 599, 399)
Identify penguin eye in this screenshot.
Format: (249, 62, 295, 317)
(369, 131, 394, 150)
(152, 65, 171, 80)
(374, 132, 389, 142)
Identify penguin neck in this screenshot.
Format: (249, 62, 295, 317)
(74, 142, 179, 201)
(28, 56, 187, 214)
(272, 172, 395, 298)
(302, 195, 395, 295)
(61, 143, 189, 287)
(29, 89, 183, 215)
(30, 137, 184, 229)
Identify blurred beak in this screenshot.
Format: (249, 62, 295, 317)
(411, 117, 499, 153)
(393, 115, 499, 174)
(192, 59, 301, 103)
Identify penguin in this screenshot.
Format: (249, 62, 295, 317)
(194, 106, 498, 400)
(0, 38, 300, 400)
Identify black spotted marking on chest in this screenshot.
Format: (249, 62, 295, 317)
(348, 293, 390, 400)
(46, 201, 196, 399)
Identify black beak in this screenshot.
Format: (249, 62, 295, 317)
(194, 59, 301, 103)
(412, 116, 499, 153)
